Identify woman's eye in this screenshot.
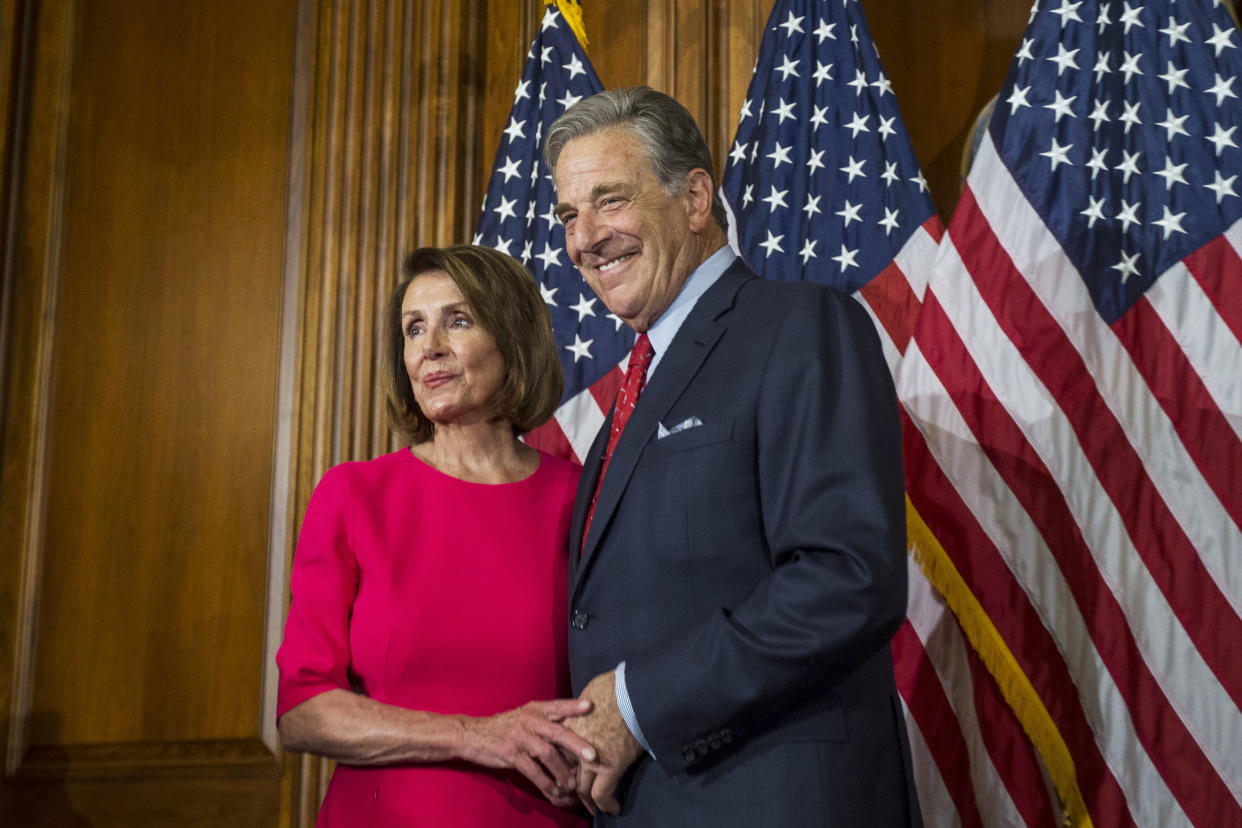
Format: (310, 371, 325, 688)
(404, 323, 423, 338)
(450, 316, 472, 329)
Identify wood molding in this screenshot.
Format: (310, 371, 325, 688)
(1, 0, 78, 778)
(11, 739, 280, 781)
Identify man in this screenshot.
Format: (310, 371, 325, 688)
(547, 87, 921, 827)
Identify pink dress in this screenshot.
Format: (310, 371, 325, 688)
(276, 448, 587, 827)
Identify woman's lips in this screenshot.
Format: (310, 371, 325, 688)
(422, 371, 456, 389)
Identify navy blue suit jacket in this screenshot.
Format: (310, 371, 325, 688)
(567, 261, 922, 826)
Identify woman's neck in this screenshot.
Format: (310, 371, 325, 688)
(411, 420, 538, 484)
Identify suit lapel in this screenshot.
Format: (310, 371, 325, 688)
(572, 263, 753, 596)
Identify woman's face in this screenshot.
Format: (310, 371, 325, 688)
(401, 270, 506, 427)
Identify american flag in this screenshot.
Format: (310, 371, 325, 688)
(899, 0, 1242, 824)
(720, 1, 1072, 825)
(474, 1, 628, 462)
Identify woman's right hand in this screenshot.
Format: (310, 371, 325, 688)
(458, 699, 597, 808)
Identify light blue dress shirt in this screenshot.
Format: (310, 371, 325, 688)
(612, 244, 736, 755)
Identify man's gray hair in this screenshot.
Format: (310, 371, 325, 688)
(544, 86, 728, 231)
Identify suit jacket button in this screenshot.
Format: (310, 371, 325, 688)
(694, 738, 708, 756)
(681, 746, 696, 762)
(571, 610, 590, 630)
(708, 736, 722, 750)
(720, 728, 733, 744)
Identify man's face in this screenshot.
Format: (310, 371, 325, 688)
(553, 127, 697, 333)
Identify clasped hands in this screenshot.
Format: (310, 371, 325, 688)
(464, 670, 641, 814)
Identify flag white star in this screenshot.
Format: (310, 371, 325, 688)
(776, 55, 801, 81)
(513, 80, 530, 102)
(493, 236, 513, 256)
(759, 230, 785, 257)
(570, 293, 597, 322)
(1206, 73, 1238, 106)
(1154, 157, 1188, 190)
(840, 156, 866, 182)
(1156, 108, 1190, 141)
(1159, 15, 1191, 46)
(498, 157, 522, 182)
(494, 195, 518, 221)
(807, 148, 827, 173)
(539, 282, 558, 306)
(845, 112, 870, 137)
(540, 46, 553, 66)
(1207, 123, 1238, 155)
(814, 18, 836, 42)
(1111, 250, 1140, 283)
(879, 207, 901, 235)
(503, 117, 526, 143)
(1205, 170, 1239, 203)
(739, 99, 753, 120)
(771, 98, 796, 123)
(848, 69, 869, 95)
(541, 6, 559, 29)
(1007, 84, 1032, 114)
(910, 171, 928, 192)
(831, 244, 859, 271)
(1116, 199, 1142, 232)
(1086, 146, 1109, 180)
(1096, 3, 1113, 32)
(565, 334, 593, 362)
(877, 116, 897, 140)
(1119, 51, 1144, 83)
(521, 240, 533, 262)
(767, 142, 793, 168)
(1041, 137, 1073, 170)
(564, 54, 586, 79)
(779, 10, 805, 36)
(557, 90, 583, 110)
(1115, 149, 1142, 183)
(814, 62, 834, 86)
(799, 238, 818, 264)
(1016, 38, 1035, 64)
(1092, 53, 1112, 82)
(1152, 205, 1187, 239)
(1080, 195, 1107, 228)
(1158, 61, 1190, 94)
(835, 200, 862, 226)
(872, 74, 893, 96)
(536, 243, 563, 269)
(1088, 99, 1111, 129)
(1047, 43, 1080, 75)
(1045, 90, 1077, 122)
(810, 105, 830, 128)
(607, 313, 624, 331)
(803, 194, 822, 218)
(729, 141, 749, 165)
(1051, 0, 1084, 26)
(1119, 2, 1145, 34)
(763, 185, 789, 211)
(542, 203, 559, 230)
(1207, 22, 1237, 57)
(881, 161, 900, 186)
(1120, 100, 1143, 133)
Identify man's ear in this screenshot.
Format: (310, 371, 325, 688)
(683, 168, 716, 233)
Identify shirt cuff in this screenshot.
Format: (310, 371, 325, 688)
(614, 661, 654, 757)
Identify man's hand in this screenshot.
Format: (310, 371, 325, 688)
(564, 671, 644, 815)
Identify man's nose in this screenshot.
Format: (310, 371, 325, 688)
(575, 210, 608, 250)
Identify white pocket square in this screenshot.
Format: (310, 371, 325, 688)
(657, 416, 704, 439)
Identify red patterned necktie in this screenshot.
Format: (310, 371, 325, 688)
(581, 333, 654, 551)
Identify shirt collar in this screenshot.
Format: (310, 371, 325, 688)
(645, 245, 736, 376)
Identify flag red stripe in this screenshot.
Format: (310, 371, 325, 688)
(1115, 296, 1242, 532)
(964, 634, 1059, 828)
(902, 417, 1135, 826)
(892, 622, 985, 828)
(1184, 234, 1242, 349)
(859, 259, 921, 353)
(954, 188, 1242, 715)
(524, 418, 576, 462)
(914, 285, 1239, 826)
(588, 365, 624, 411)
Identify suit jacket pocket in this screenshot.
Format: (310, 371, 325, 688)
(646, 417, 734, 457)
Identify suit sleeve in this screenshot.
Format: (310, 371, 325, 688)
(275, 466, 360, 719)
(624, 287, 907, 774)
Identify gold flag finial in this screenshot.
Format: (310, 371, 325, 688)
(551, 0, 589, 52)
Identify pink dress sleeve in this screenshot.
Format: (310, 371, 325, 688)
(276, 466, 359, 719)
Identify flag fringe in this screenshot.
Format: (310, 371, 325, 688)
(552, 0, 589, 51)
(905, 495, 1093, 828)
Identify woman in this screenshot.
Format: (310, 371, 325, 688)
(276, 245, 592, 827)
